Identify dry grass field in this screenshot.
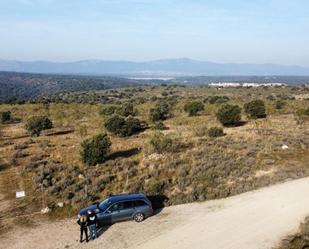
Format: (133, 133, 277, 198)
(0, 85, 309, 237)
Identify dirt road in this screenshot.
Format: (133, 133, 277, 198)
(2, 177, 309, 249)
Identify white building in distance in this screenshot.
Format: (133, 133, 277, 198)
(209, 82, 287, 88)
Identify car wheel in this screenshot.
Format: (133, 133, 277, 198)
(134, 212, 144, 222)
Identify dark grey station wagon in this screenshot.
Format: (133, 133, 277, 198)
(78, 193, 153, 225)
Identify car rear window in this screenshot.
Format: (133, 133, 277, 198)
(134, 200, 147, 207)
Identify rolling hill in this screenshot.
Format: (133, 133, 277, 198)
(1, 58, 309, 76)
(0, 71, 140, 102)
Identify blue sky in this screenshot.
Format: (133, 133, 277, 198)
(0, 0, 309, 66)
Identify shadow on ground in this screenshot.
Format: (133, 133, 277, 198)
(96, 224, 112, 239)
(107, 148, 141, 160)
(147, 194, 169, 215)
(0, 162, 11, 171)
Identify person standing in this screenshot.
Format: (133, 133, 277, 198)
(77, 215, 88, 243)
(87, 210, 97, 241)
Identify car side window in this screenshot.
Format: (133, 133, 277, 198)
(110, 203, 121, 212)
(109, 200, 144, 212)
(135, 200, 147, 207)
(122, 201, 133, 209)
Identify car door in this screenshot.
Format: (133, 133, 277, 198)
(96, 208, 112, 225)
(117, 201, 135, 221)
(96, 202, 121, 224)
(110, 202, 124, 223)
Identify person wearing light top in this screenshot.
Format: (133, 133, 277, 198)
(77, 215, 88, 243)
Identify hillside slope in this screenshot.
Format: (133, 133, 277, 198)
(2, 177, 309, 249)
(0, 71, 140, 102)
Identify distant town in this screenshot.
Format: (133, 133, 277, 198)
(208, 82, 287, 88)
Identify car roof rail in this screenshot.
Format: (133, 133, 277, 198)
(108, 193, 144, 197)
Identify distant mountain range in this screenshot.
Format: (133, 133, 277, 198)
(1, 58, 309, 76)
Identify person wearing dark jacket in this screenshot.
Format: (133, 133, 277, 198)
(77, 215, 88, 243)
(87, 210, 97, 240)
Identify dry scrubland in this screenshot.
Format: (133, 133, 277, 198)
(276, 217, 309, 249)
(0, 85, 309, 238)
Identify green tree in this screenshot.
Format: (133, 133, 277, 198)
(149, 102, 171, 122)
(0, 111, 11, 123)
(117, 102, 136, 117)
(25, 116, 53, 136)
(105, 115, 126, 135)
(216, 104, 242, 126)
(184, 101, 204, 116)
(80, 134, 111, 166)
(105, 115, 144, 137)
(244, 100, 267, 119)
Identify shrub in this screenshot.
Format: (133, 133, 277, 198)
(266, 95, 276, 101)
(149, 102, 171, 122)
(80, 133, 111, 166)
(149, 132, 182, 153)
(152, 121, 166, 130)
(0, 111, 11, 123)
(150, 96, 158, 102)
(295, 107, 309, 123)
(216, 104, 242, 126)
(244, 100, 267, 119)
(296, 107, 309, 116)
(105, 115, 144, 137)
(275, 100, 286, 110)
(99, 105, 118, 116)
(276, 217, 309, 249)
(149, 108, 161, 122)
(146, 179, 165, 195)
(206, 96, 230, 104)
(105, 115, 125, 135)
(123, 117, 144, 136)
(184, 101, 204, 116)
(208, 127, 225, 138)
(165, 96, 178, 107)
(25, 116, 53, 136)
(116, 102, 136, 117)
